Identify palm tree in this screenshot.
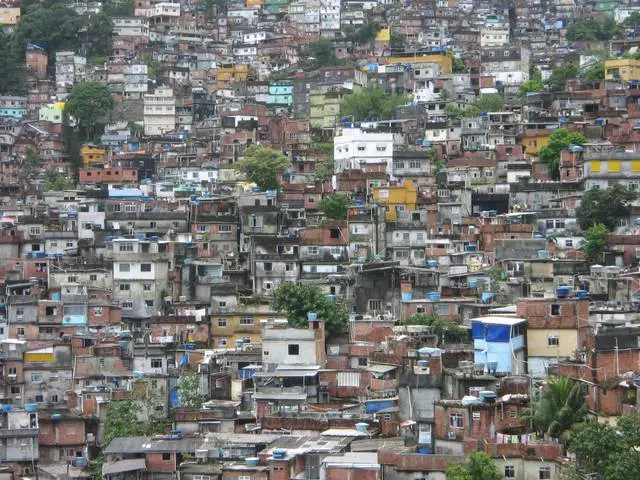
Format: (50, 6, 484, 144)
(521, 376, 588, 439)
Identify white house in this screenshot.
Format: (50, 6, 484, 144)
(333, 128, 394, 175)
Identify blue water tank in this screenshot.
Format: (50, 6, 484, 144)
(272, 449, 287, 459)
(417, 448, 433, 454)
(307, 312, 317, 321)
(427, 260, 438, 268)
(355, 199, 363, 206)
(576, 290, 589, 299)
(246, 458, 260, 467)
(556, 286, 572, 298)
(72, 458, 88, 468)
(466, 244, 477, 252)
(25, 403, 38, 412)
(151, 236, 159, 242)
(51, 292, 61, 301)
(355, 423, 369, 432)
(402, 292, 413, 301)
(51, 413, 62, 422)
(427, 291, 440, 301)
(136, 234, 145, 240)
(106, 236, 114, 242)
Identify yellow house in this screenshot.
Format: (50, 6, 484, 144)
(24, 347, 55, 363)
(521, 130, 552, 156)
(0, 7, 20, 29)
(387, 54, 452, 74)
(604, 59, 640, 82)
(246, 0, 264, 6)
(309, 86, 345, 129)
(80, 145, 106, 166)
(372, 180, 418, 221)
(216, 64, 249, 89)
(210, 309, 275, 348)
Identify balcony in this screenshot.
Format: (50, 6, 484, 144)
(0, 428, 39, 438)
(196, 275, 230, 284)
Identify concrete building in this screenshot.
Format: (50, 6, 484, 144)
(144, 87, 176, 136)
(333, 128, 394, 176)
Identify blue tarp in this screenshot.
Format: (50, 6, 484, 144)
(471, 322, 484, 339)
(365, 400, 393, 413)
(486, 325, 510, 342)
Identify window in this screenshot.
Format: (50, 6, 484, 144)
(218, 338, 227, 346)
(545, 220, 554, 229)
(288, 344, 300, 355)
(89, 274, 97, 281)
(35, 395, 44, 403)
(145, 300, 154, 307)
(51, 394, 59, 403)
(240, 316, 253, 325)
(151, 359, 162, 368)
(436, 303, 450, 316)
(550, 304, 560, 316)
(330, 228, 340, 238)
(555, 219, 565, 230)
(565, 240, 573, 248)
(548, 335, 559, 347)
(10, 386, 19, 394)
(449, 413, 464, 428)
(121, 300, 133, 310)
(143, 284, 152, 291)
(119, 263, 130, 272)
(198, 224, 207, 233)
(119, 243, 134, 252)
(504, 466, 515, 478)
(218, 225, 232, 232)
(141, 264, 152, 272)
(264, 262, 272, 271)
(17, 327, 25, 336)
(15, 308, 24, 318)
(218, 319, 227, 327)
(409, 160, 421, 169)
(358, 357, 368, 366)
(162, 453, 171, 461)
(93, 307, 103, 316)
(120, 283, 130, 291)
(538, 467, 551, 480)
(31, 244, 40, 252)
(31, 374, 43, 383)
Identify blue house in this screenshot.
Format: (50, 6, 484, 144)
(471, 316, 526, 375)
(268, 82, 293, 106)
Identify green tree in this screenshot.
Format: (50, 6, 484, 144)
(520, 376, 587, 439)
(547, 64, 579, 91)
(581, 223, 608, 261)
(64, 82, 115, 140)
(234, 145, 291, 191)
(178, 371, 204, 408)
(340, 87, 409, 121)
(390, 32, 406, 50)
(624, 12, 640, 27)
(446, 51, 467, 73)
(405, 314, 467, 344)
(582, 61, 604, 82)
(566, 17, 619, 41)
(445, 452, 501, 480)
(307, 38, 337, 67)
(0, 32, 27, 94)
(319, 193, 351, 220)
(271, 283, 348, 338)
(576, 185, 636, 231)
(103, 0, 134, 17)
(519, 79, 543, 96)
(352, 22, 380, 44)
(474, 94, 503, 112)
(538, 128, 586, 180)
(102, 397, 168, 448)
(567, 415, 640, 480)
(84, 12, 114, 59)
(44, 169, 74, 191)
(14, 4, 82, 64)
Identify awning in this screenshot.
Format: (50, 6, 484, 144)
(254, 370, 319, 378)
(366, 364, 398, 374)
(102, 459, 146, 476)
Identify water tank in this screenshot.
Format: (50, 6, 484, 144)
(576, 290, 589, 299)
(355, 422, 369, 432)
(272, 449, 287, 460)
(307, 312, 317, 321)
(427, 260, 438, 268)
(355, 199, 363, 206)
(51, 413, 62, 422)
(537, 250, 549, 259)
(151, 236, 159, 242)
(402, 292, 413, 301)
(24, 403, 38, 412)
(136, 234, 145, 241)
(51, 292, 61, 301)
(246, 457, 260, 467)
(466, 244, 477, 252)
(72, 458, 88, 468)
(106, 236, 114, 242)
(479, 391, 497, 402)
(427, 291, 440, 301)
(556, 286, 572, 298)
